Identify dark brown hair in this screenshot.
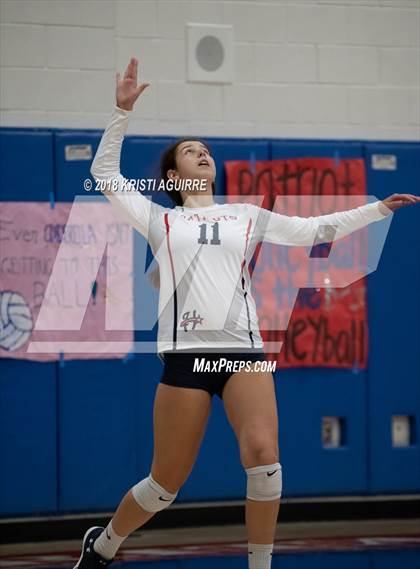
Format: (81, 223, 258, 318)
(159, 138, 216, 206)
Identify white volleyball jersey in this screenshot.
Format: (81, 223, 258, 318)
(91, 107, 391, 355)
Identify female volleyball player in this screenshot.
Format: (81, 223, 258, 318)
(74, 58, 419, 569)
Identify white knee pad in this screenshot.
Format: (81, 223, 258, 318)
(246, 463, 282, 501)
(131, 474, 178, 513)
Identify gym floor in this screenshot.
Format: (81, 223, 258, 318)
(1, 518, 419, 568)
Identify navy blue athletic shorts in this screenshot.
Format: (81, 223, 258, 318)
(159, 349, 266, 399)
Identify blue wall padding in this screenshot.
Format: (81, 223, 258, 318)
(365, 143, 420, 493)
(0, 361, 57, 515)
(0, 124, 419, 516)
(0, 131, 58, 515)
(58, 355, 161, 512)
(270, 140, 364, 159)
(278, 370, 368, 496)
(0, 130, 54, 201)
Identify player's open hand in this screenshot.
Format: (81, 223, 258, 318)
(116, 57, 149, 111)
(380, 193, 420, 213)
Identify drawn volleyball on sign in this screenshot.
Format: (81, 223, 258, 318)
(0, 291, 33, 351)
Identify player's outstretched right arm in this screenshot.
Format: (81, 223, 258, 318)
(90, 57, 156, 238)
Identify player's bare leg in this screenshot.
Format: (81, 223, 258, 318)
(223, 366, 280, 567)
(73, 384, 212, 567)
(112, 384, 212, 536)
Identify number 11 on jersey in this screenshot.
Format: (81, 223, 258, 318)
(198, 222, 221, 245)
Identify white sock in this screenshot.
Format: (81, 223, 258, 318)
(93, 521, 127, 560)
(248, 543, 273, 569)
